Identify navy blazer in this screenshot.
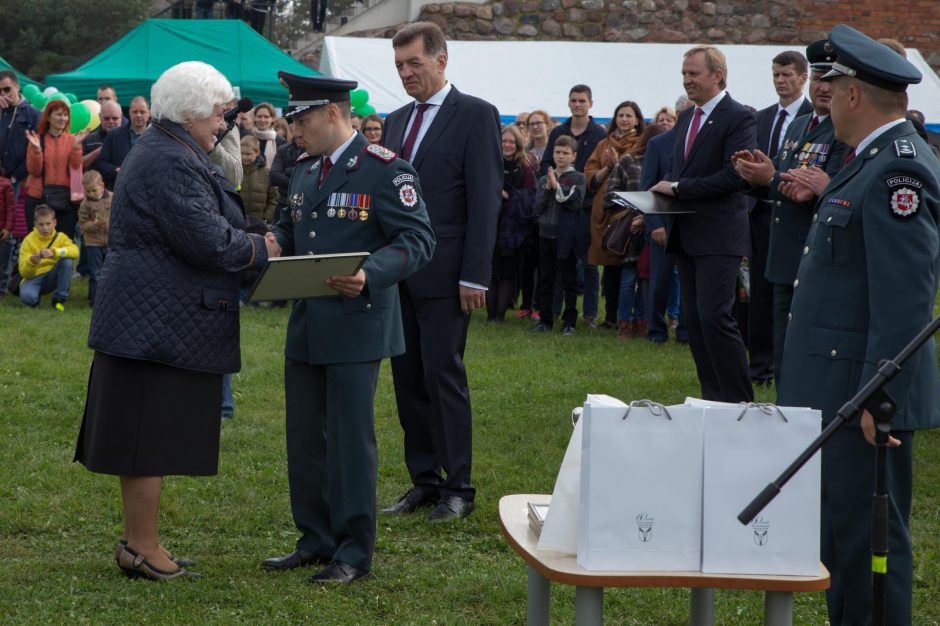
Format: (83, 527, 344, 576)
(97, 124, 145, 188)
(666, 93, 756, 257)
(383, 86, 502, 297)
(640, 128, 676, 233)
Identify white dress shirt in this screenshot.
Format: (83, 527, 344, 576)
(401, 82, 452, 163)
(684, 89, 727, 156)
(770, 96, 809, 154)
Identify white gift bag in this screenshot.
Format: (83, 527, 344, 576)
(539, 395, 625, 553)
(701, 403, 821, 576)
(577, 401, 705, 571)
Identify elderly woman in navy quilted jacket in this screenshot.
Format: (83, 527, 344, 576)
(74, 61, 281, 581)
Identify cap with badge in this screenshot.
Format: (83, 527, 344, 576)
(805, 38, 836, 73)
(821, 24, 922, 91)
(278, 71, 358, 121)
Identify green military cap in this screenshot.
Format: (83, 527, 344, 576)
(821, 24, 921, 92)
(278, 71, 358, 121)
(805, 39, 836, 73)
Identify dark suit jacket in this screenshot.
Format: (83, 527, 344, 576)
(755, 98, 813, 158)
(640, 128, 676, 233)
(666, 93, 756, 257)
(383, 86, 502, 298)
(97, 125, 145, 188)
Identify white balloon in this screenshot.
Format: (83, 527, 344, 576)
(43, 86, 59, 96)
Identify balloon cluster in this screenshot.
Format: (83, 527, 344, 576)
(350, 89, 375, 117)
(21, 84, 101, 134)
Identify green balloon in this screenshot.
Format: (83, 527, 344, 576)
(65, 92, 78, 104)
(69, 102, 91, 133)
(350, 89, 368, 108)
(48, 93, 69, 104)
(30, 94, 47, 110)
(354, 104, 376, 117)
(22, 84, 40, 99)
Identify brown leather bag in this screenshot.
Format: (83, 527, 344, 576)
(601, 208, 641, 263)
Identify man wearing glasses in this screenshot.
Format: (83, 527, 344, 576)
(82, 101, 124, 172)
(0, 71, 41, 198)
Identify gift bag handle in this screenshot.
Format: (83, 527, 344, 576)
(736, 402, 789, 422)
(622, 400, 673, 421)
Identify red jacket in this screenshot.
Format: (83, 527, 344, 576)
(25, 132, 82, 199)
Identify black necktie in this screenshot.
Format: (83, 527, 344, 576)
(768, 109, 788, 160)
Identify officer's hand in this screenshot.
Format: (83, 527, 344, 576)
(783, 166, 830, 197)
(264, 232, 281, 258)
(777, 172, 817, 203)
(327, 269, 366, 298)
(650, 227, 667, 246)
(860, 409, 901, 447)
(459, 285, 486, 314)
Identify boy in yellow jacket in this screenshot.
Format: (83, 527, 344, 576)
(19, 205, 79, 310)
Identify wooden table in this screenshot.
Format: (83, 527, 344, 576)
(498, 494, 829, 626)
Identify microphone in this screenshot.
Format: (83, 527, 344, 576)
(224, 97, 253, 130)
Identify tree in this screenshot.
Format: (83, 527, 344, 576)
(0, 0, 151, 80)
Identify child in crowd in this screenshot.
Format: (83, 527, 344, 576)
(0, 175, 13, 295)
(18, 204, 79, 310)
(239, 135, 279, 223)
(77, 170, 112, 307)
(530, 135, 585, 335)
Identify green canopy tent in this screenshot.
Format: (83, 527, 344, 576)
(0, 55, 42, 90)
(45, 19, 319, 107)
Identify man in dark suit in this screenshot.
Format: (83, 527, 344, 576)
(777, 25, 940, 623)
(650, 45, 756, 403)
(381, 22, 502, 522)
(263, 73, 435, 583)
(734, 40, 846, 385)
(640, 123, 687, 345)
(97, 96, 151, 189)
(747, 51, 814, 385)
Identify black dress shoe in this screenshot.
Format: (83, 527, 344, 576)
(428, 495, 475, 522)
(381, 487, 436, 515)
(262, 548, 329, 570)
(309, 561, 371, 584)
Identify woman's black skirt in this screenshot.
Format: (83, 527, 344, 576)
(74, 351, 223, 476)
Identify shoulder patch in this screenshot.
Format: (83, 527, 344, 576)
(886, 175, 923, 190)
(894, 139, 916, 158)
(398, 184, 418, 209)
(890, 187, 920, 219)
(366, 143, 397, 162)
(392, 173, 415, 186)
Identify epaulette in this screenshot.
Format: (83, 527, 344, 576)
(295, 151, 314, 164)
(894, 139, 916, 158)
(365, 143, 397, 163)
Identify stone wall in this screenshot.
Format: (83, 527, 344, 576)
(339, 0, 940, 76)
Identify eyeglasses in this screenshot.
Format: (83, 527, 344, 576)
(528, 121, 546, 127)
(363, 126, 382, 132)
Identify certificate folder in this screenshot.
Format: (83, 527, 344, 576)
(609, 191, 694, 215)
(248, 252, 369, 302)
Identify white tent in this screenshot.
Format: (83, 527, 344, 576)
(320, 36, 940, 128)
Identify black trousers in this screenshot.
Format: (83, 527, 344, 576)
(391, 283, 475, 500)
(747, 203, 774, 381)
(600, 265, 621, 325)
(537, 236, 578, 328)
(676, 253, 753, 402)
(285, 358, 380, 571)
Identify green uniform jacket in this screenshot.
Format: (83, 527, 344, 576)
(272, 133, 435, 365)
(760, 113, 846, 285)
(778, 121, 940, 429)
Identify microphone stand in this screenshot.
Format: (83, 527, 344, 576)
(738, 314, 940, 626)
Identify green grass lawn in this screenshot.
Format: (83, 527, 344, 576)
(1, 280, 938, 625)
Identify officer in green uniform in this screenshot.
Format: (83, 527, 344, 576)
(776, 25, 940, 624)
(733, 39, 848, 384)
(262, 72, 435, 584)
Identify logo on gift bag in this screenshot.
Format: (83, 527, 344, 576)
(751, 516, 771, 546)
(635, 513, 655, 543)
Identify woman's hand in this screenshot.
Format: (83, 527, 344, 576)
(264, 232, 281, 258)
(73, 130, 88, 147)
(25, 129, 41, 149)
(603, 146, 619, 168)
(629, 214, 645, 234)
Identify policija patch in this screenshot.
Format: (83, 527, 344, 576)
(887, 176, 922, 219)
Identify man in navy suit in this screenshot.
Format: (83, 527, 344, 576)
(650, 45, 756, 402)
(381, 22, 502, 522)
(97, 96, 151, 189)
(747, 51, 813, 385)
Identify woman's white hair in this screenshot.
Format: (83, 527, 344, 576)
(150, 61, 234, 124)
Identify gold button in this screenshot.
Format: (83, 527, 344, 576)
(803, 246, 809, 255)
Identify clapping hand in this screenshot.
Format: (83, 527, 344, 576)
(603, 146, 619, 169)
(731, 149, 775, 186)
(546, 167, 557, 190)
(779, 167, 830, 200)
